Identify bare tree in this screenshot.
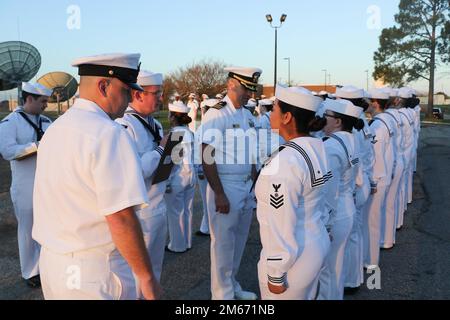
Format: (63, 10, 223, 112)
(165, 59, 228, 103)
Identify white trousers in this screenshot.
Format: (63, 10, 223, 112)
(135, 208, 167, 282)
(343, 210, 364, 288)
(165, 183, 195, 252)
(363, 184, 388, 267)
(197, 176, 210, 234)
(407, 164, 414, 204)
(381, 160, 404, 248)
(258, 234, 330, 300)
(396, 171, 407, 229)
(39, 244, 137, 300)
(11, 184, 40, 280)
(207, 176, 254, 300)
(318, 215, 353, 300)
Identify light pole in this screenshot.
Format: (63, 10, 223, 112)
(284, 57, 291, 87)
(266, 14, 287, 91)
(365, 70, 369, 91)
(322, 69, 327, 91)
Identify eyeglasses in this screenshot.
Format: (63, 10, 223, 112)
(142, 90, 163, 97)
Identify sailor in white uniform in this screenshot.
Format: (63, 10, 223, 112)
(255, 85, 331, 300)
(200, 66, 260, 300)
(164, 101, 196, 253)
(0, 82, 53, 288)
(115, 70, 168, 283)
(33, 53, 162, 300)
(194, 99, 223, 237)
(318, 99, 363, 300)
(380, 88, 406, 249)
(187, 93, 200, 132)
(363, 89, 396, 269)
(334, 86, 374, 293)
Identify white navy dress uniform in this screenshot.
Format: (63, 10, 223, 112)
(195, 99, 224, 236)
(0, 82, 52, 281)
(380, 88, 406, 248)
(200, 67, 260, 300)
(363, 90, 396, 268)
(318, 99, 362, 300)
(397, 88, 415, 226)
(164, 101, 196, 252)
(115, 70, 167, 283)
(256, 86, 331, 300)
(187, 93, 200, 133)
(33, 53, 149, 300)
(334, 86, 374, 290)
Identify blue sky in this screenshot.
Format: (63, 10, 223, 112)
(1, 0, 449, 100)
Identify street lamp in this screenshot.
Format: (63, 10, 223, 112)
(322, 69, 327, 91)
(266, 14, 287, 91)
(365, 70, 369, 91)
(284, 57, 291, 87)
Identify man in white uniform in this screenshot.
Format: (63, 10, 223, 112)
(115, 70, 168, 282)
(33, 53, 161, 300)
(0, 82, 53, 288)
(187, 93, 199, 132)
(200, 66, 260, 300)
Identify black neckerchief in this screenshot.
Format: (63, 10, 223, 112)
(17, 111, 45, 141)
(127, 112, 162, 143)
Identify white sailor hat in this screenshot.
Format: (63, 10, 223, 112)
(72, 53, 143, 91)
(368, 88, 390, 100)
(259, 99, 274, 106)
(169, 101, 190, 113)
(398, 87, 413, 99)
(137, 70, 163, 86)
(22, 82, 53, 97)
(318, 90, 329, 96)
(336, 85, 365, 99)
(204, 99, 221, 108)
(201, 94, 209, 99)
(389, 88, 399, 98)
(275, 84, 323, 112)
(245, 98, 257, 108)
(189, 93, 196, 99)
(324, 98, 363, 119)
(224, 66, 262, 92)
(215, 93, 224, 100)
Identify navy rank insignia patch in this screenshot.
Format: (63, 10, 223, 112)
(270, 184, 284, 209)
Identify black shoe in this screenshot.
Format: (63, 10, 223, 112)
(195, 230, 210, 237)
(344, 286, 360, 295)
(381, 244, 395, 251)
(165, 246, 186, 254)
(25, 275, 41, 289)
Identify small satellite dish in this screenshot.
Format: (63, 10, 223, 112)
(0, 41, 41, 92)
(38, 72, 78, 114)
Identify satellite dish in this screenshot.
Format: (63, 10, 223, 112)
(38, 72, 78, 115)
(0, 41, 41, 91)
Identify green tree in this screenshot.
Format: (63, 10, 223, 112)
(373, 0, 450, 118)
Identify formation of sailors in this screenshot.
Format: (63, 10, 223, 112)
(0, 54, 421, 300)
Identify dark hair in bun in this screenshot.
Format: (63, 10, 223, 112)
(170, 112, 192, 126)
(343, 97, 370, 112)
(278, 100, 326, 133)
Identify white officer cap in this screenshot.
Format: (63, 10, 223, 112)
(259, 99, 274, 106)
(398, 87, 413, 99)
(324, 98, 363, 119)
(189, 93, 196, 99)
(275, 84, 323, 112)
(224, 66, 263, 92)
(245, 98, 257, 108)
(72, 53, 143, 91)
(168, 101, 190, 113)
(137, 70, 163, 86)
(336, 85, 365, 99)
(22, 82, 53, 97)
